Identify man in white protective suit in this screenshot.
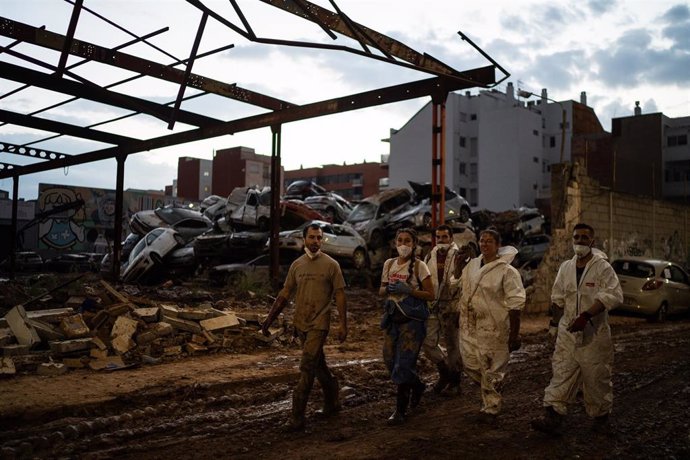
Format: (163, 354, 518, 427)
(531, 223, 623, 436)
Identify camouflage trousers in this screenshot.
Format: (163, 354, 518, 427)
(291, 329, 340, 424)
(383, 319, 426, 385)
(422, 304, 462, 376)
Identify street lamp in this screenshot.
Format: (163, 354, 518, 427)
(518, 89, 567, 164)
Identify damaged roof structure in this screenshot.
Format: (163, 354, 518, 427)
(0, 0, 507, 281)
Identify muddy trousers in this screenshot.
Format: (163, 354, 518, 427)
(383, 319, 426, 386)
(291, 329, 339, 424)
(422, 308, 462, 378)
(459, 331, 510, 415)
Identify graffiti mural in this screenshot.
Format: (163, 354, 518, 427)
(38, 187, 86, 250)
(37, 183, 194, 253)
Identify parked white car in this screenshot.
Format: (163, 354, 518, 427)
(277, 220, 369, 269)
(122, 228, 185, 283)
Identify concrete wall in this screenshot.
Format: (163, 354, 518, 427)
(526, 162, 690, 313)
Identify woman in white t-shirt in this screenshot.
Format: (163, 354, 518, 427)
(379, 227, 434, 426)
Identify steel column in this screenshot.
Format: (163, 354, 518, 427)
(269, 125, 282, 287)
(9, 176, 19, 279)
(430, 91, 448, 233)
(112, 153, 126, 279)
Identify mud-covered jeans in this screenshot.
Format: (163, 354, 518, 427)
(291, 329, 339, 423)
(383, 319, 426, 385)
(422, 302, 461, 376)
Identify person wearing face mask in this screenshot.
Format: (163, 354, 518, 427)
(531, 223, 623, 437)
(379, 228, 435, 425)
(421, 224, 473, 395)
(458, 228, 525, 425)
(262, 223, 347, 431)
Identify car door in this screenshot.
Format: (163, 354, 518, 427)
(333, 224, 357, 257)
(668, 265, 690, 313)
(320, 224, 340, 256)
(242, 192, 259, 226)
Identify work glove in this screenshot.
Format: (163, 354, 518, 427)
(387, 281, 412, 295)
(567, 311, 592, 333)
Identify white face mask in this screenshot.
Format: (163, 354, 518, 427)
(573, 244, 591, 258)
(396, 245, 412, 258)
(436, 243, 450, 252)
(304, 247, 321, 259)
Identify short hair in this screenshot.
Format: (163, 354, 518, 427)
(435, 224, 453, 236)
(302, 222, 323, 238)
(573, 223, 595, 237)
(479, 228, 501, 245)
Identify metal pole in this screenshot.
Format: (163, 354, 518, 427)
(270, 125, 282, 287)
(112, 153, 126, 279)
(9, 176, 19, 279)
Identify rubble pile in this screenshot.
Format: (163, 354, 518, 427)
(0, 280, 288, 377)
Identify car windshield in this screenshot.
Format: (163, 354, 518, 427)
(347, 202, 376, 222)
(612, 260, 655, 278)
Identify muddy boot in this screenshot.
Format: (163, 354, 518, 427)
(530, 406, 563, 437)
(387, 384, 410, 426)
(432, 362, 451, 394)
(317, 378, 341, 417)
(410, 379, 426, 409)
(446, 370, 462, 396)
(591, 414, 612, 436)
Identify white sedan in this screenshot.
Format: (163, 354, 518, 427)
(122, 228, 185, 283)
(277, 220, 369, 269)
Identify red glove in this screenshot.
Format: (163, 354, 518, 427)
(567, 311, 592, 332)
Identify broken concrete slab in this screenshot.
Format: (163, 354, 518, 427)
(91, 336, 108, 351)
(253, 327, 283, 343)
(160, 304, 179, 318)
(60, 314, 90, 339)
(27, 319, 65, 341)
(111, 316, 138, 339)
(89, 355, 125, 371)
(163, 316, 202, 334)
(0, 308, 75, 328)
(87, 310, 109, 330)
(5, 305, 40, 348)
(106, 303, 132, 317)
(99, 280, 131, 305)
(49, 338, 92, 354)
(2, 344, 31, 356)
(1, 357, 16, 375)
(90, 348, 108, 360)
(200, 312, 240, 332)
(163, 345, 182, 356)
(37, 362, 68, 376)
(111, 335, 136, 354)
(65, 296, 87, 309)
(178, 309, 213, 321)
(62, 357, 87, 369)
(185, 342, 207, 355)
(133, 308, 159, 323)
(135, 322, 174, 346)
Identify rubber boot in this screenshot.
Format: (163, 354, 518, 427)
(530, 406, 563, 436)
(317, 377, 341, 417)
(446, 369, 462, 396)
(387, 384, 410, 426)
(432, 361, 451, 394)
(410, 378, 426, 409)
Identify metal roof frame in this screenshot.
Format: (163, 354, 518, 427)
(0, 0, 508, 279)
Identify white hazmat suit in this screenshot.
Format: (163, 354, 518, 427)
(544, 248, 623, 418)
(459, 246, 525, 415)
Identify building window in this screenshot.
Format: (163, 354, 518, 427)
(533, 157, 539, 163)
(542, 118, 546, 129)
(459, 136, 466, 148)
(470, 137, 478, 157)
(459, 187, 467, 197)
(470, 114, 477, 121)
(550, 136, 556, 148)
(665, 160, 690, 182)
(668, 134, 688, 147)
(459, 162, 467, 175)
(469, 163, 478, 182)
(532, 129, 539, 136)
(542, 160, 549, 173)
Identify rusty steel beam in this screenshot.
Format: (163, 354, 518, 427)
(168, 12, 208, 130)
(55, 0, 82, 77)
(0, 17, 296, 111)
(0, 61, 221, 127)
(0, 141, 70, 160)
(0, 109, 137, 145)
(0, 68, 494, 180)
(259, 0, 457, 77)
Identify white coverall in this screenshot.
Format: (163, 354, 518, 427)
(544, 249, 623, 418)
(459, 246, 525, 415)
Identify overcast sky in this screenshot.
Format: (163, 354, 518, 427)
(1, 0, 689, 200)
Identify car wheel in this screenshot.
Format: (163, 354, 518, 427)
(652, 302, 669, 323)
(460, 207, 471, 223)
(352, 248, 368, 270)
(257, 217, 269, 232)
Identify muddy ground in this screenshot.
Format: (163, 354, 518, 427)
(1, 284, 689, 460)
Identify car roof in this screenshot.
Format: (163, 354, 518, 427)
(612, 257, 677, 267)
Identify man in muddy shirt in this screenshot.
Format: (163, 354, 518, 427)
(261, 223, 347, 431)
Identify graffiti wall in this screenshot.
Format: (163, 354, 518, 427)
(37, 183, 193, 253)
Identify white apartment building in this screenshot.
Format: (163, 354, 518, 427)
(388, 82, 576, 211)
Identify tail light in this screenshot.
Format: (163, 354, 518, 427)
(641, 279, 664, 290)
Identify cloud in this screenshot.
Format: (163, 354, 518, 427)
(662, 23, 690, 51)
(587, 0, 618, 14)
(661, 4, 690, 22)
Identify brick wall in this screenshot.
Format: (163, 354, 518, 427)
(525, 162, 690, 313)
